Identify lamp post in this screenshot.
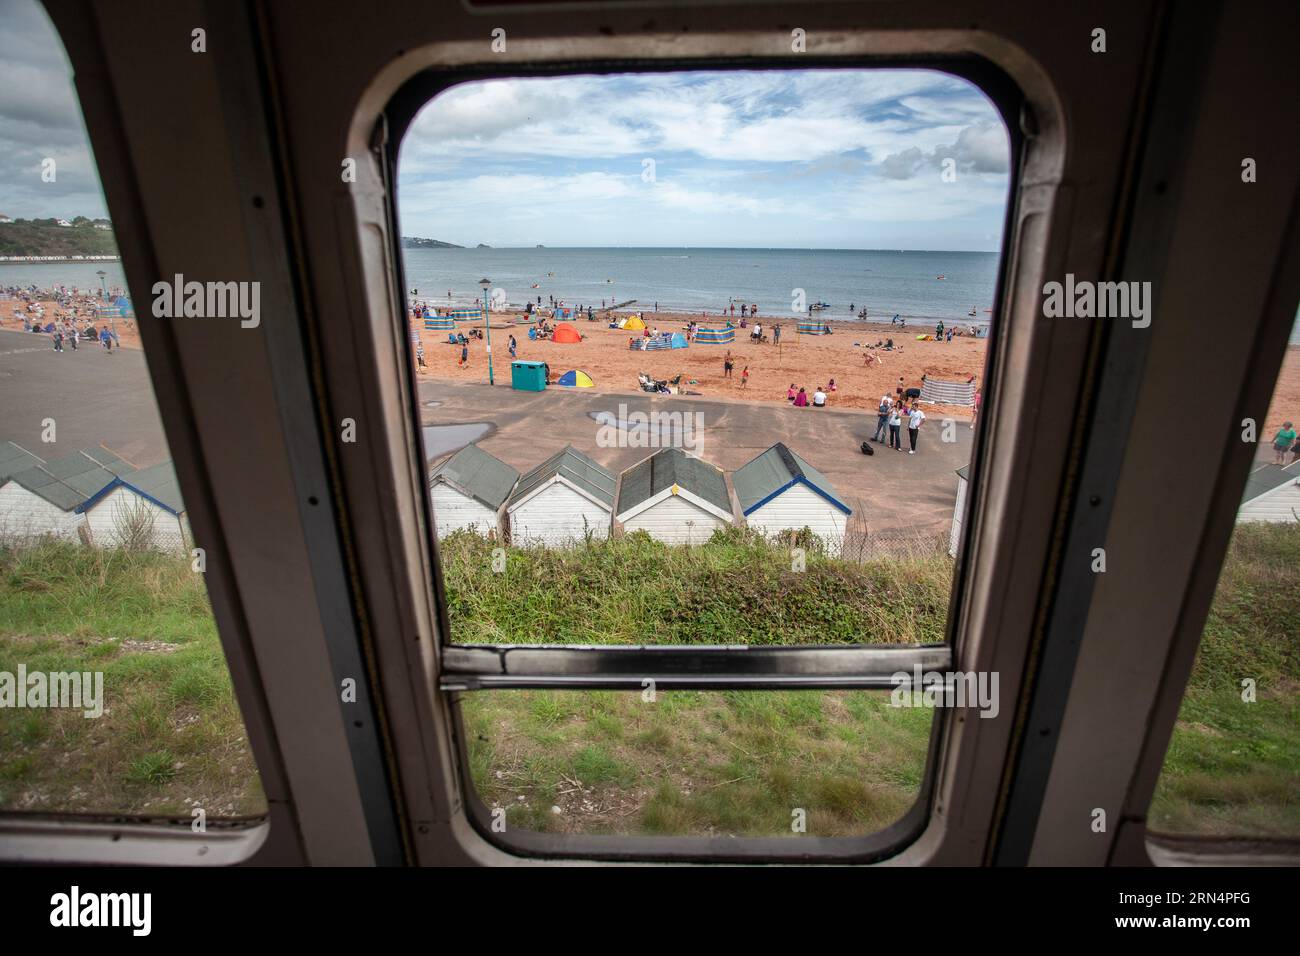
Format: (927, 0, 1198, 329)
(479, 278, 495, 385)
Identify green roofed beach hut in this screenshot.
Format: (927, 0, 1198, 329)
(733, 442, 852, 554)
(507, 445, 616, 546)
(614, 447, 734, 544)
(428, 443, 520, 540)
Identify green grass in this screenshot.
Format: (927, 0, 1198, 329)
(0, 541, 264, 817)
(0, 523, 1295, 838)
(1148, 522, 1300, 836)
(440, 526, 952, 645)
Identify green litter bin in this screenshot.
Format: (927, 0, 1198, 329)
(511, 360, 547, 391)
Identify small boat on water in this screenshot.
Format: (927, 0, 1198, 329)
(936, 274, 946, 280)
(809, 301, 831, 311)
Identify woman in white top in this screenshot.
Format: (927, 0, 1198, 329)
(907, 405, 926, 454)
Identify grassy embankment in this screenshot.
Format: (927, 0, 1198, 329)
(0, 524, 1295, 838)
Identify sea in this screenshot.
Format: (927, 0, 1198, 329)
(401, 247, 1000, 326)
(7, 252, 1298, 340)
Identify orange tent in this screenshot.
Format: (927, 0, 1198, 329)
(552, 323, 582, 344)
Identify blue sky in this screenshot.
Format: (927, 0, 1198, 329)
(398, 70, 1012, 251)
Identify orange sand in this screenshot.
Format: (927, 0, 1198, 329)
(413, 310, 988, 420)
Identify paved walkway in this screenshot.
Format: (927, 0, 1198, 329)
(419, 379, 971, 537)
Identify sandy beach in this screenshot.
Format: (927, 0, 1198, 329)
(413, 309, 990, 421)
(7, 292, 1300, 440)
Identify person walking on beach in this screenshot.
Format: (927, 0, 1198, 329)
(100, 326, 112, 352)
(773, 323, 781, 345)
(459, 342, 469, 367)
(723, 351, 734, 378)
(908, 403, 926, 454)
(1273, 421, 1297, 465)
(741, 366, 749, 389)
(415, 341, 426, 370)
(873, 395, 892, 442)
(508, 334, 517, 359)
(888, 401, 903, 450)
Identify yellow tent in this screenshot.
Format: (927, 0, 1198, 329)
(622, 316, 646, 330)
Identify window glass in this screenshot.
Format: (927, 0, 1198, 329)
(1148, 306, 1300, 838)
(399, 68, 1011, 845)
(0, 0, 264, 820)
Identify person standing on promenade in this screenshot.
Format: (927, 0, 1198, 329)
(888, 401, 903, 450)
(873, 395, 891, 442)
(1273, 421, 1296, 465)
(908, 403, 926, 455)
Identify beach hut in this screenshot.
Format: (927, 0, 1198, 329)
(920, 377, 977, 406)
(621, 316, 646, 331)
(796, 319, 832, 335)
(694, 325, 735, 344)
(551, 323, 582, 344)
(79, 461, 189, 551)
(733, 443, 852, 554)
(615, 448, 734, 544)
(428, 444, 520, 540)
(948, 464, 970, 557)
(0, 441, 43, 482)
(0, 448, 133, 544)
(1236, 461, 1300, 523)
(557, 369, 595, 388)
(506, 445, 616, 546)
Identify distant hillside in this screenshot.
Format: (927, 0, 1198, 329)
(0, 218, 117, 257)
(401, 237, 463, 249)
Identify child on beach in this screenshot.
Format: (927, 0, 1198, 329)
(787, 383, 797, 402)
(741, 366, 749, 389)
(459, 343, 469, 367)
(508, 334, 517, 358)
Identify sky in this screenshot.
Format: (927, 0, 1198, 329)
(399, 70, 1012, 251)
(0, 0, 110, 221)
(0, 0, 1011, 251)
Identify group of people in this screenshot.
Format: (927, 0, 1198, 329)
(871, 391, 927, 454)
(746, 321, 782, 345)
(787, 379, 836, 408)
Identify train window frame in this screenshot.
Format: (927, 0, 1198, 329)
(24, 1, 1275, 867)
(380, 57, 1023, 862)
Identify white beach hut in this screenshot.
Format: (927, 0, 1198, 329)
(733, 442, 852, 554)
(428, 444, 520, 540)
(614, 447, 734, 544)
(1237, 461, 1300, 523)
(79, 461, 189, 551)
(507, 445, 616, 546)
(0, 448, 132, 544)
